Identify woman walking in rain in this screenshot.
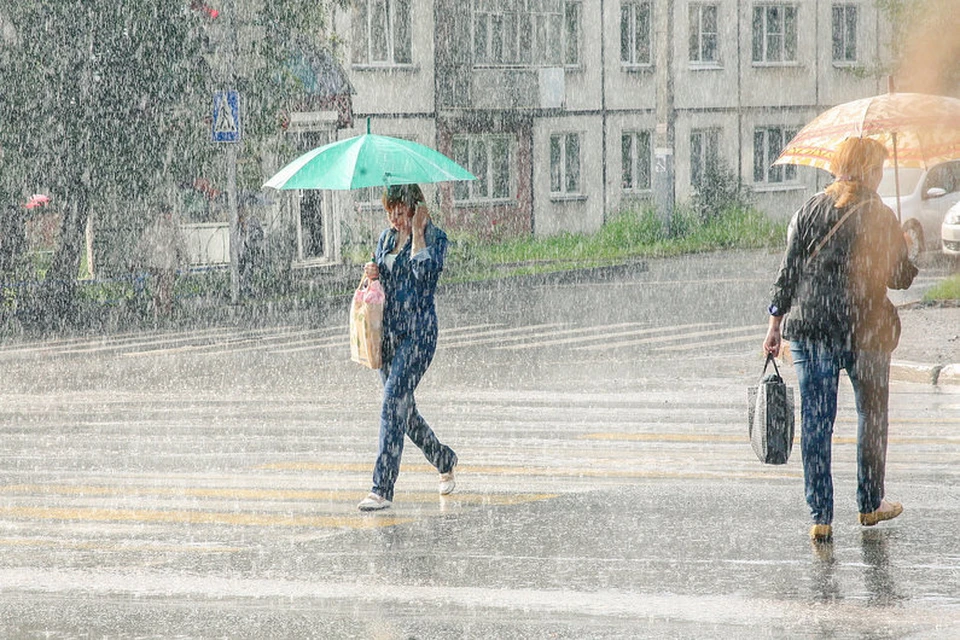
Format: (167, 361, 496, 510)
(762, 137, 917, 542)
(357, 183, 458, 511)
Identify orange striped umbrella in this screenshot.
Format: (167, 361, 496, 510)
(774, 92, 960, 171)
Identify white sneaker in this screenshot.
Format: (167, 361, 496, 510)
(357, 493, 391, 511)
(439, 467, 456, 495)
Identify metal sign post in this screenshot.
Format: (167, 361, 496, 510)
(212, 89, 241, 304)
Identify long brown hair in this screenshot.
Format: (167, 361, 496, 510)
(824, 137, 888, 208)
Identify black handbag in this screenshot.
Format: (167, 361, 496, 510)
(747, 354, 796, 465)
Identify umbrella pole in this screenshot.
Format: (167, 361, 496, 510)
(892, 132, 902, 223)
(887, 76, 903, 224)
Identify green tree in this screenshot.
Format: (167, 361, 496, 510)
(0, 1, 337, 330)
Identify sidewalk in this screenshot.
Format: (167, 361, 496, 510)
(890, 303, 960, 386)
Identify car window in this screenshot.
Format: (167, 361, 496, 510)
(944, 162, 960, 193)
(923, 164, 955, 196)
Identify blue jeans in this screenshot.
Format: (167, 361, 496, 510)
(371, 332, 457, 501)
(789, 340, 891, 525)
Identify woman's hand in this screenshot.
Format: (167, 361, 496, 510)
(411, 205, 430, 254)
(763, 316, 783, 357)
(412, 204, 430, 234)
(363, 261, 379, 280)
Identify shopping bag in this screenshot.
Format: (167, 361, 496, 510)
(747, 354, 795, 465)
(349, 276, 384, 369)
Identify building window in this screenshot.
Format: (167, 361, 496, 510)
(753, 126, 798, 183)
(689, 4, 719, 64)
(621, 130, 652, 192)
(551, 133, 581, 194)
(473, 0, 566, 66)
(751, 4, 798, 64)
(832, 4, 858, 63)
(352, 0, 412, 65)
(565, 2, 581, 66)
(620, 1, 652, 66)
(690, 128, 721, 187)
(452, 135, 514, 202)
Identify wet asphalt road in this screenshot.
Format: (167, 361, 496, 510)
(0, 249, 958, 638)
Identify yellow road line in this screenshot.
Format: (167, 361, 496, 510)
(257, 461, 799, 480)
(836, 417, 960, 424)
(0, 537, 243, 553)
(0, 485, 556, 506)
(0, 506, 414, 529)
(579, 433, 746, 443)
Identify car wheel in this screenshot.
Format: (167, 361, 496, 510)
(903, 222, 924, 262)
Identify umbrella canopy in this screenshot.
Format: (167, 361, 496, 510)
(263, 133, 476, 191)
(774, 92, 960, 171)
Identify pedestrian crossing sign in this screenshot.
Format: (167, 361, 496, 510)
(212, 90, 241, 143)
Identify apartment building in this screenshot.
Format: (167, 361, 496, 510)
(283, 0, 891, 253)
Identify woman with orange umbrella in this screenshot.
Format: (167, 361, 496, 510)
(763, 137, 918, 542)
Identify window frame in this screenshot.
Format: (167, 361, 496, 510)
(751, 3, 799, 66)
(690, 128, 722, 187)
(831, 3, 858, 65)
(352, 0, 413, 68)
(550, 132, 583, 197)
(452, 134, 516, 205)
(620, 1, 653, 68)
(621, 130, 652, 193)
(689, 3, 720, 66)
(472, 0, 569, 68)
(564, 1, 582, 68)
(753, 125, 799, 185)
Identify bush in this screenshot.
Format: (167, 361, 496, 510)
(691, 161, 753, 224)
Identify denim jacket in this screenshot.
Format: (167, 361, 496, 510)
(374, 222, 447, 340)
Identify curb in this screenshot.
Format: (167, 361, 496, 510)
(939, 364, 960, 386)
(440, 260, 650, 293)
(890, 361, 960, 387)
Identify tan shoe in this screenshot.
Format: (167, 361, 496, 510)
(809, 524, 833, 541)
(858, 499, 903, 526)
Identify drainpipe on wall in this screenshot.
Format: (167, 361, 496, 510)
(736, 0, 743, 183)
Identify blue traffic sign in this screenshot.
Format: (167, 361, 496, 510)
(212, 90, 241, 143)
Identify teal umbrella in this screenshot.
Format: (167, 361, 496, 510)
(263, 123, 475, 190)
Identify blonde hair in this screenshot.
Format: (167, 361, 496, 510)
(825, 137, 888, 208)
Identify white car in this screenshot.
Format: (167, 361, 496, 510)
(942, 201, 960, 258)
(878, 160, 960, 258)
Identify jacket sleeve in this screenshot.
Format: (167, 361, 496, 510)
(769, 210, 804, 316)
(374, 229, 390, 280)
(884, 214, 918, 291)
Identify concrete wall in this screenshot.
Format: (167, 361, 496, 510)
(533, 114, 605, 237)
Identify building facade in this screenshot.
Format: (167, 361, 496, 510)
(280, 0, 893, 256)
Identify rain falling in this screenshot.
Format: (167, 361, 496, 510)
(0, 1, 959, 638)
